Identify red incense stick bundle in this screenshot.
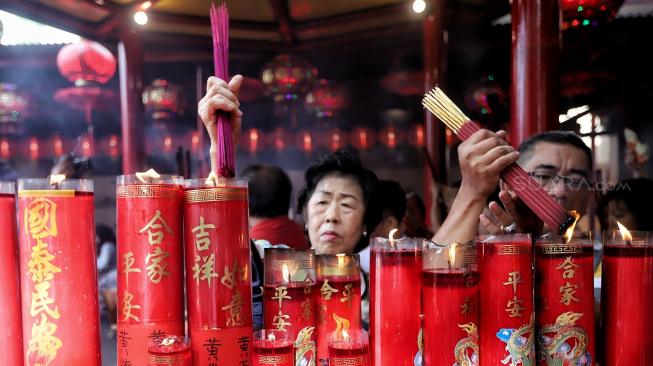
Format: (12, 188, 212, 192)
(209, 2, 235, 178)
(422, 87, 574, 234)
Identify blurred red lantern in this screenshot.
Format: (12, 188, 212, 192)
(57, 40, 116, 85)
(296, 130, 314, 153)
(321, 128, 345, 152)
(349, 127, 376, 151)
(0, 83, 31, 134)
(108, 134, 119, 158)
(465, 79, 506, 115)
(407, 124, 425, 148)
(305, 79, 350, 118)
(380, 70, 423, 96)
(191, 132, 200, 153)
(379, 126, 405, 149)
(270, 127, 291, 152)
(561, 0, 623, 30)
(53, 135, 64, 156)
(163, 134, 173, 152)
(261, 54, 318, 103)
(81, 135, 92, 157)
(0, 138, 10, 159)
(142, 79, 184, 120)
(241, 128, 263, 154)
(29, 137, 39, 160)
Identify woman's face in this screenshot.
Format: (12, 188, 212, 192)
(607, 199, 637, 231)
(306, 174, 366, 255)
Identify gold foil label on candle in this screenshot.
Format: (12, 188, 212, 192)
(454, 323, 479, 365)
(539, 244, 584, 255)
(117, 184, 179, 199)
(19, 190, 75, 198)
(497, 244, 531, 256)
(538, 312, 588, 365)
(185, 187, 247, 203)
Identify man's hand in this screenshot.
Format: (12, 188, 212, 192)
(198, 75, 244, 141)
(480, 189, 543, 235)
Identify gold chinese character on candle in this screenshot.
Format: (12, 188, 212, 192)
(556, 257, 579, 279)
(559, 282, 580, 306)
(192, 254, 219, 287)
(320, 280, 338, 300)
(139, 210, 172, 245)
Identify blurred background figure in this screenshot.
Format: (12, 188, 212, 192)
(96, 224, 116, 277)
(51, 154, 92, 178)
(600, 178, 653, 232)
(401, 191, 434, 239)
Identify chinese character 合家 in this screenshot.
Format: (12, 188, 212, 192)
(193, 254, 219, 287)
(502, 271, 523, 294)
(559, 282, 580, 305)
(139, 210, 173, 245)
(145, 247, 171, 284)
(320, 280, 338, 300)
(192, 216, 216, 251)
(505, 296, 524, 318)
(556, 257, 580, 279)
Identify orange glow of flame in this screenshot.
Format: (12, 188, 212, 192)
(448, 242, 458, 267)
(617, 221, 633, 242)
(282, 263, 291, 283)
(563, 210, 581, 243)
(337, 254, 346, 268)
(388, 228, 398, 247)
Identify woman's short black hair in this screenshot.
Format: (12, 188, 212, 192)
(599, 178, 653, 231)
(96, 224, 116, 244)
(297, 150, 380, 252)
(240, 164, 292, 218)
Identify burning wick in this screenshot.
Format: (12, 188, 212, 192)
(341, 329, 351, 342)
(563, 210, 581, 243)
(388, 228, 398, 247)
(617, 221, 633, 246)
(267, 333, 276, 342)
(49, 174, 66, 189)
(447, 242, 458, 270)
(135, 168, 160, 183)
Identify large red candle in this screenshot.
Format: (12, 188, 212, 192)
(535, 236, 595, 365)
(18, 178, 101, 365)
(477, 234, 535, 366)
(184, 178, 253, 366)
(116, 174, 185, 366)
(263, 248, 317, 364)
(369, 237, 423, 366)
(316, 254, 362, 364)
(422, 241, 479, 366)
(0, 182, 23, 365)
(602, 229, 653, 365)
(252, 330, 294, 366)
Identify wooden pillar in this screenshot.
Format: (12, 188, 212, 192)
(118, 19, 145, 174)
(510, 0, 560, 147)
(423, 0, 446, 228)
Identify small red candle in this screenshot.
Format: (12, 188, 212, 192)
(535, 235, 595, 365)
(0, 182, 23, 365)
(370, 236, 423, 366)
(184, 178, 253, 366)
(328, 329, 370, 366)
(602, 227, 653, 365)
(263, 248, 317, 364)
(116, 173, 185, 366)
(148, 335, 192, 366)
(477, 234, 535, 365)
(18, 178, 101, 365)
(252, 329, 294, 366)
(422, 241, 479, 366)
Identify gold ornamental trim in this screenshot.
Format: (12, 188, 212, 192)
(18, 190, 75, 197)
(538, 244, 584, 255)
(497, 244, 531, 256)
(185, 187, 247, 203)
(117, 184, 180, 199)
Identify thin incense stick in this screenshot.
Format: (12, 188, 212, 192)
(423, 87, 574, 234)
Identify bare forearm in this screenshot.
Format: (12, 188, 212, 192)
(432, 186, 486, 244)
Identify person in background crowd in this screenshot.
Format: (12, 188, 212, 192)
(401, 191, 434, 239)
(96, 224, 117, 278)
(599, 178, 653, 231)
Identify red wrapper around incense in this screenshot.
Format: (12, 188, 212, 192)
(0, 182, 23, 366)
(116, 175, 185, 366)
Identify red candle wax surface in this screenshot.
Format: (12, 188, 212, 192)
(316, 275, 362, 362)
(117, 179, 185, 366)
(18, 185, 101, 365)
(328, 341, 370, 366)
(422, 269, 479, 366)
(263, 282, 317, 342)
(184, 182, 253, 366)
(252, 339, 294, 366)
(477, 235, 535, 366)
(602, 241, 653, 365)
(535, 242, 595, 365)
(148, 337, 192, 366)
(0, 189, 23, 365)
(370, 245, 422, 366)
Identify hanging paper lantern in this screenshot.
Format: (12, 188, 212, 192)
(320, 128, 346, 152)
(349, 127, 376, 151)
(305, 79, 350, 118)
(380, 70, 423, 96)
(379, 126, 405, 149)
(270, 127, 292, 152)
(0, 137, 10, 159)
(191, 131, 200, 153)
(57, 39, 116, 85)
(142, 79, 184, 121)
(0, 83, 31, 134)
(296, 130, 314, 153)
(108, 134, 120, 158)
(29, 137, 39, 161)
(561, 0, 623, 30)
(261, 54, 318, 103)
(407, 124, 425, 148)
(241, 128, 263, 154)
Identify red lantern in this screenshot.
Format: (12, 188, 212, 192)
(163, 134, 173, 152)
(53, 135, 64, 156)
(270, 127, 291, 152)
(380, 70, 423, 96)
(379, 126, 405, 149)
(305, 79, 350, 118)
(561, 0, 623, 30)
(57, 40, 116, 85)
(0, 83, 30, 134)
(107, 134, 120, 158)
(28, 137, 39, 161)
(320, 128, 345, 152)
(407, 124, 425, 148)
(81, 135, 92, 157)
(241, 128, 263, 154)
(142, 79, 184, 121)
(0, 138, 10, 159)
(296, 130, 314, 153)
(191, 132, 200, 153)
(349, 127, 376, 151)
(261, 54, 318, 103)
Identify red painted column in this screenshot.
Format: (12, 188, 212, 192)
(119, 20, 146, 174)
(423, 0, 446, 228)
(510, 0, 560, 147)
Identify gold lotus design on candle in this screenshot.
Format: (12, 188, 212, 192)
(563, 210, 581, 243)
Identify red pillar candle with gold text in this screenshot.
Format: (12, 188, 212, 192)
(263, 248, 317, 364)
(477, 234, 535, 366)
(602, 229, 653, 365)
(370, 237, 423, 366)
(116, 174, 185, 366)
(0, 181, 23, 365)
(316, 254, 362, 365)
(252, 329, 294, 366)
(148, 335, 192, 366)
(535, 235, 594, 365)
(422, 241, 479, 366)
(328, 329, 370, 366)
(184, 178, 253, 366)
(18, 178, 101, 365)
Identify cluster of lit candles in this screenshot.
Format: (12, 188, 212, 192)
(1, 175, 652, 365)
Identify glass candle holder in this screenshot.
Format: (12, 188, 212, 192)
(18, 178, 101, 365)
(148, 335, 191, 366)
(422, 241, 479, 366)
(477, 233, 535, 365)
(369, 236, 423, 366)
(252, 329, 294, 366)
(602, 229, 653, 365)
(535, 234, 595, 365)
(328, 329, 370, 366)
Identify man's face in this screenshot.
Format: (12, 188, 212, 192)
(518, 142, 592, 214)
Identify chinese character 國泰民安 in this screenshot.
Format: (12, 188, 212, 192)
(30, 281, 60, 319)
(193, 254, 219, 287)
(145, 247, 171, 284)
(192, 216, 216, 251)
(139, 210, 173, 246)
(559, 282, 580, 305)
(320, 280, 338, 300)
(27, 241, 61, 283)
(505, 296, 524, 318)
(502, 271, 522, 294)
(556, 257, 580, 279)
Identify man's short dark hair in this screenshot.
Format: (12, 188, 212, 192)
(518, 131, 593, 170)
(240, 164, 292, 218)
(374, 180, 406, 222)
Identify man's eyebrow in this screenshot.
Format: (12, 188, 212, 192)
(532, 164, 558, 171)
(569, 168, 589, 177)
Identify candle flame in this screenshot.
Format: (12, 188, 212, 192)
(49, 174, 66, 186)
(282, 263, 290, 283)
(617, 221, 633, 242)
(267, 333, 276, 341)
(388, 228, 398, 247)
(341, 329, 351, 342)
(205, 171, 218, 186)
(337, 253, 346, 268)
(563, 210, 581, 243)
(135, 168, 160, 183)
(448, 242, 458, 267)
(162, 337, 174, 346)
